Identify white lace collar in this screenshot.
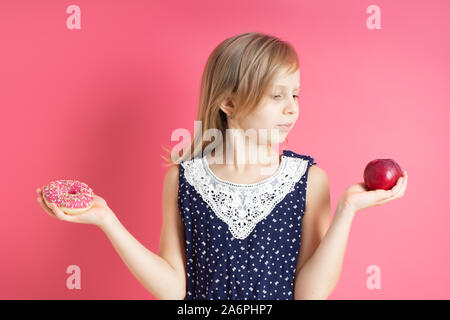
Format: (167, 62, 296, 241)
(181, 152, 309, 240)
(202, 153, 288, 188)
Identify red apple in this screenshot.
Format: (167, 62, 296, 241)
(363, 159, 403, 191)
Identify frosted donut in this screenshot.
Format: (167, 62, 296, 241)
(42, 180, 95, 215)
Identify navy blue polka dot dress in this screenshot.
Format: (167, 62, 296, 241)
(177, 149, 317, 300)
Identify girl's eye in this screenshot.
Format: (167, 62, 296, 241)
(273, 95, 299, 100)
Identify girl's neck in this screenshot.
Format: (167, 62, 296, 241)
(208, 143, 280, 173)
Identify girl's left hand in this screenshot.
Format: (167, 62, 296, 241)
(338, 171, 408, 213)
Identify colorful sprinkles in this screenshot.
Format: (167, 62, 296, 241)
(42, 180, 94, 209)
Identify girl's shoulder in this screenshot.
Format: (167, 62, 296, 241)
(283, 149, 317, 166)
(164, 164, 180, 187)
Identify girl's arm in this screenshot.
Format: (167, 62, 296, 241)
(99, 165, 187, 300)
(294, 168, 407, 299)
(293, 201, 355, 300)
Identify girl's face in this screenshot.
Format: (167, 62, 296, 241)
(237, 67, 300, 146)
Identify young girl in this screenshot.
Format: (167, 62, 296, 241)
(36, 32, 408, 300)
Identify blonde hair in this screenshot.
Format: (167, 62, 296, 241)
(160, 31, 299, 168)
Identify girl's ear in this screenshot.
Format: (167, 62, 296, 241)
(219, 97, 234, 117)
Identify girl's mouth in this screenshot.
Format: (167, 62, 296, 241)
(277, 123, 292, 130)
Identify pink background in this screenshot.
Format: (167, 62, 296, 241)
(1, 0, 449, 299)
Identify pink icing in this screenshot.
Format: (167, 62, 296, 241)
(42, 180, 94, 209)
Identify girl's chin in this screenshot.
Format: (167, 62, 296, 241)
(268, 140, 287, 147)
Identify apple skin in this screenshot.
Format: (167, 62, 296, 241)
(364, 159, 403, 191)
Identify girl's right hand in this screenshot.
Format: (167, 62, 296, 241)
(36, 187, 114, 228)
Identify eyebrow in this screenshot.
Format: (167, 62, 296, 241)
(273, 84, 300, 90)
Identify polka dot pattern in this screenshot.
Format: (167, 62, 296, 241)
(177, 149, 317, 300)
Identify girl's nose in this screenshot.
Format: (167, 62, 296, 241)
(285, 101, 297, 114)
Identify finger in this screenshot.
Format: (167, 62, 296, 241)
(36, 187, 72, 220)
(37, 197, 57, 218)
(374, 174, 407, 205)
(94, 194, 107, 207)
(395, 176, 404, 190)
(37, 197, 53, 216)
(49, 203, 74, 222)
(390, 177, 404, 196)
(396, 172, 408, 193)
(386, 175, 407, 200)
(398, 174, 408, 197)
(36, 187, 45, 196)
(392, 174, 405, 191)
